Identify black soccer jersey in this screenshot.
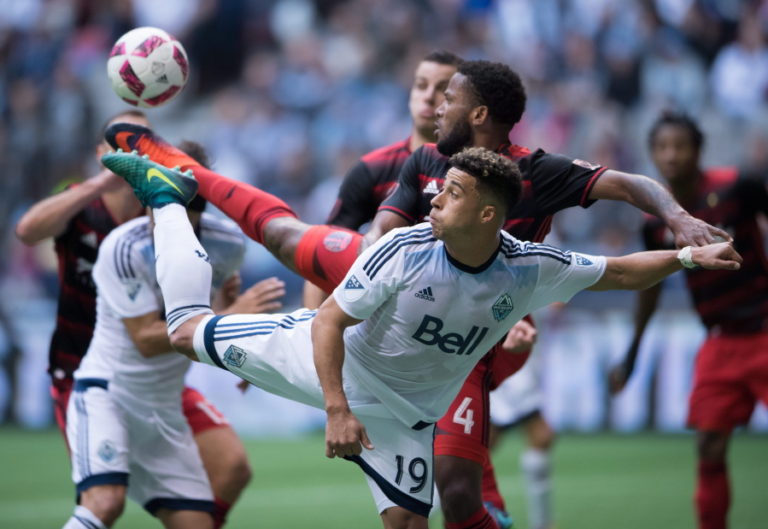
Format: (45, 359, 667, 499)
(326, 138, 411, 229)
(643, 168, 768, 334)
(379, 143, 607, 243)
(48, 188, 136, 382)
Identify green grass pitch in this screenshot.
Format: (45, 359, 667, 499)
(0, 428, 765, 528)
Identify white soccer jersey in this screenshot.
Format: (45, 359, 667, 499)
(333, 223, 606, 427)
(75, 214, 244, 397)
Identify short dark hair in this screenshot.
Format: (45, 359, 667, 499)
(177, 140, 210, 212)
(458, 60, 526, 127)
(648, 110, 704, 150)
(422, 50, 463, 67)
(449, 147, 522, 212)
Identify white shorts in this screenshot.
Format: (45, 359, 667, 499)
(490, 352, 543, 427)
(193, 311, 435, 516)
(66, 378, 214, 514)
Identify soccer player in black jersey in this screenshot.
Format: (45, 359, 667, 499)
(609, 112, 768, 529)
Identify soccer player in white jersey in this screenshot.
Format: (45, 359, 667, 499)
(62, 187, 282, 529)
(101, 145, 742, 529)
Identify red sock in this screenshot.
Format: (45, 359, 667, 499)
(695, 460, 729, 529)
(212, 497, 231, 529)
(445, 506, 499, 529)
(190, 166, 296, 244)
(481, 456, 507, 513)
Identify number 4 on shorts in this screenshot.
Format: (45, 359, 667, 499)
(453, 397, 475, 434)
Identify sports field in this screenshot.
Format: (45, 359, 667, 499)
(0, 428, 764, 528)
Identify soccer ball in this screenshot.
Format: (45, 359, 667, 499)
(107, 27, 189, 108)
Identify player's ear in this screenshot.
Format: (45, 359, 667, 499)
(470, 105, 489, 126)
(479, 203, 497, 224)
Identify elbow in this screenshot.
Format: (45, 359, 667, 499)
(14, 221, 39, 246)
(169, 327, 198, 361)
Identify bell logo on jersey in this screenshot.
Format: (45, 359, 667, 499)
(412, 314, 488, 355)
(223, 345, 247, 368)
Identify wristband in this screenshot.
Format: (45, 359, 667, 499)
(677, 246, 696, 269)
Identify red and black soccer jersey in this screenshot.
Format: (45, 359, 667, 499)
(379, 143, 607, 242)
(326, 138, 411, 230)
(644, 168, 768, 334)
(48, 189, 130, 383)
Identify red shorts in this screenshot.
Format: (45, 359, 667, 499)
(51, 380, 228, 440)
(294, 225, 363, 294)
(688, 331, 768, 431)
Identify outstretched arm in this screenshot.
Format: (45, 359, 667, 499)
(608, 283, 663, 394)
(589, 242, 741, 291)
(15, 169, 123, 244)
(311, 296, 373, 458)
(589, 170, 731, 247)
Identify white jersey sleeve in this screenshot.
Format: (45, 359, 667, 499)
(525, 242, 606, 310)
(92, 220, 160, 319)
(332, 227, 425, 320)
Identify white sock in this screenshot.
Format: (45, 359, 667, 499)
(62, 505, 108, 529)
(520, 448, 552, 529)
(153, 204, 214, 333)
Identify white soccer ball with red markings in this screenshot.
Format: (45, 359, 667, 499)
(107, 27, 189, 108)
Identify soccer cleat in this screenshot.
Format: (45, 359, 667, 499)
(104, 122, 200, 170)
(101, 151, 198, 208)
(484, 502, 516, 529)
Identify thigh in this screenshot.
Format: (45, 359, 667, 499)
(66, 381, 130, 492)
(434, 356, 492, 465)
(351, 414, 435, 518)
(121, 398, 214, 512)
(192, 310, 325, 409)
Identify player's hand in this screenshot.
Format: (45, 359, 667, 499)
(225, 276, 286, 314)
(94, 168, 126, 193)
(501, 319, 537, 354)
(690, 242, 742, 270)
(325, 408, 373, 458)
(669, 213, 732, 247)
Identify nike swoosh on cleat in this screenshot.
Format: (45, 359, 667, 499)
(146, 168, 182, 193)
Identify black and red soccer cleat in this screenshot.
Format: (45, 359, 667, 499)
(105, 122, 200, 171)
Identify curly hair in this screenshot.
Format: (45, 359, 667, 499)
(458, 60, 526, 127)
(648, 110, 704, 150)
(449, 147, 522, 212)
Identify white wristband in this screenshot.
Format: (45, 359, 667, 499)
(677, 246, 696, 269)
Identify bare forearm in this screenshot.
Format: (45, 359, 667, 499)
(132, 321, 174, 357)
(592, 251, 680, 291)
(590, 170, 683, 220)
(16, 178, 106, 244)
(311, 314, 351, 413)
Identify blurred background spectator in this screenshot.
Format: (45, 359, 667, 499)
(1, 0, 767, 431)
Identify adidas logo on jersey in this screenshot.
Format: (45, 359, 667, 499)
(415, 286, 435, 302)
(423, 180, 440, 195)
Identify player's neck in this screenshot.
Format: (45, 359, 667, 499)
(471, 129, 509, 152)
(410, 130, 435, 151)
(669, 169, 703, 203)
(102, 187, 144, 224)
(443, 231, 501, 268)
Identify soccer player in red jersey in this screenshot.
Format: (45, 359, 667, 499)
(106, 62, 728, 529)
(609, 111, 768, 529)
(15, 112, 284, 528)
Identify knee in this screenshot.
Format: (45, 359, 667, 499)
(438, 477, 480, 521)
(80, 486, 126, 526)
(697, 432, 728, 462)
(212, 447, 252, 493)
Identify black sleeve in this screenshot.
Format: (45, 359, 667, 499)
(737, 170, 768, 217)
(641, 221, 666, 251)
(520, 149, 606, 214)
(378, 148, 424, 223)
(326, 161, 380, 230)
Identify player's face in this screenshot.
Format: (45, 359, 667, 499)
(650, 124, 700, 185)
(429, 167, 486, 240)
(409, 61, 457, 140)
(435, 74, 475, 156)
